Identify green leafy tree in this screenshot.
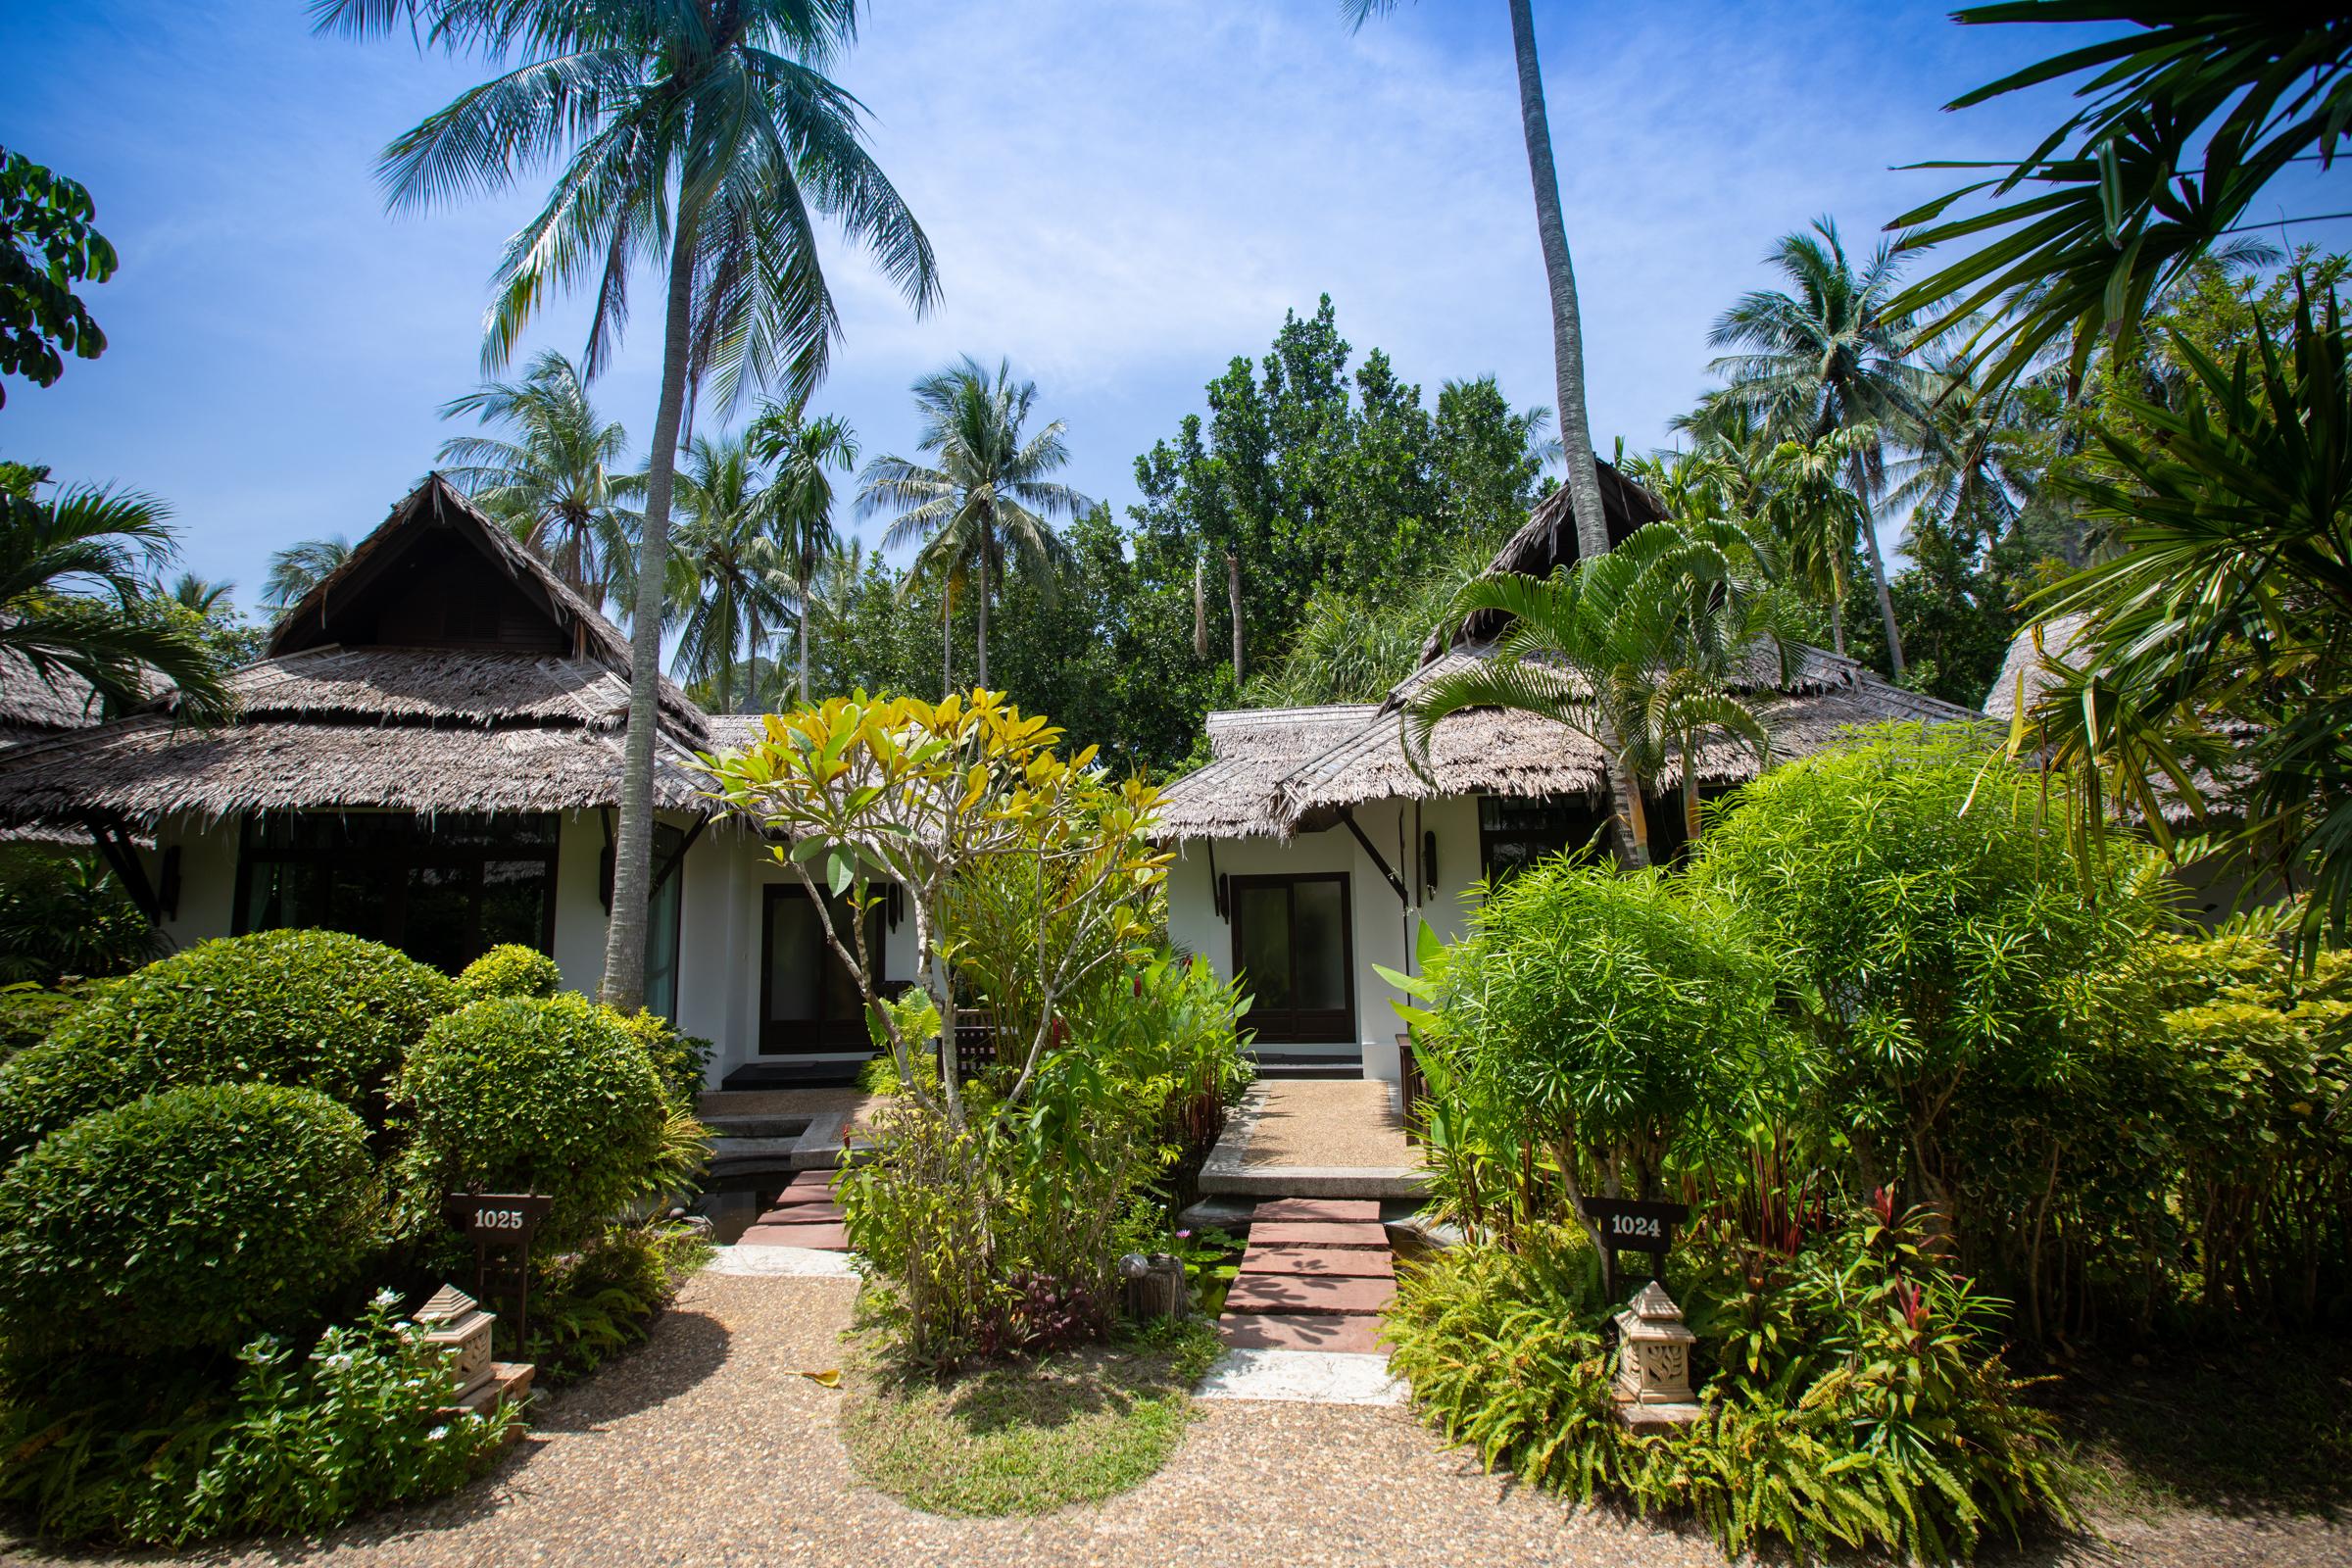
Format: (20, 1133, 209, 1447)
(0, 148, 115, 408)
(321, 0, 941, 1012)
(1, 483, 230, 724)
(437, 350, 641, 612)
(858, 356, 1089, 691)
(747, 398, 858, 703)
(1707, 219, 1932, 680)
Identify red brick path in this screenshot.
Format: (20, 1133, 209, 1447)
(738, 1170, 852, 1250)
(1218, 1198, 1395, 1355)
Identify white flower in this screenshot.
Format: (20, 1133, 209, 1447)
(427, 1425, 450, 1442)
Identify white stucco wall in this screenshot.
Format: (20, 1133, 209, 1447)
(1165, 794, 1483, 1084)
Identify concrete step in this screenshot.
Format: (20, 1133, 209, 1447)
(1252, 1198, 1381, 1224)
(1248, 1059, 1365, 1081)
(719, 1057, 875, 1092)
(760, 1201, 845, 1226)
(1247, 1221, 1392, 1250)
(1224, 1274, 1396, 1317)
(1242, 1243, 1396, 1279)
(1220, 1314, 1386, 1354)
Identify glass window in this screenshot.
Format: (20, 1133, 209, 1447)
(1228, 874, 1353, 1044)
(643, 823, 687, 1024)
(1480, 795, 1610, 878)
(234, 812, 558, 974)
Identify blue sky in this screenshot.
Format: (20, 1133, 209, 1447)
(6, 2, 2348, 619)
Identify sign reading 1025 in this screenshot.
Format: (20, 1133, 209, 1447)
(444, 1192, 555, 1244)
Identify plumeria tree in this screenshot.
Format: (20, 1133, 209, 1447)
(700, 689, 1168, 1131)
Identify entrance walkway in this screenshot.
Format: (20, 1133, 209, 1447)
(737, 1169, 850, 1250)
(1218, 1198, 1395, 1356)
(1200, 1081, 1426, 1200)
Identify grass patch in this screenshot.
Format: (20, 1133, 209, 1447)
(840, 1314, 1221, 1517)
(2043, 1333, 2352, 1516)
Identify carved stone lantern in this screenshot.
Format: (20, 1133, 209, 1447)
(1611, 1280, 1702, 1431)
(416, 1284, 497, 1397)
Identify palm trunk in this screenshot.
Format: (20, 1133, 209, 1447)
(1508, 0, 1608, 567)
(1831, 594, 1846, 658)
(1509, 0, 1650, 874)
(1851, 461, 1907, 680)
(598, 211, 698, 1011)
(974, 543, 990, 690)
(796, 561, 812, 705)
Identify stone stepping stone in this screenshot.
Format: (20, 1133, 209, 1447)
(760, 1202, 845, 1226)
(1246, 1221, 1391, 1250)
(1224, 1273, 1395, 1317)
(1251, 1198, 1380, 1224)
(781, 1171, 841, 1194)
(1220, 1313, 1385, 1355)
(1242, 1243, 1395, 1279)
(738, 1221, 848, 1250)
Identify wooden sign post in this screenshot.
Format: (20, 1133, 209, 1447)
(1578, 1196, 1690, 1304)
(443, 1193, 555, 1346)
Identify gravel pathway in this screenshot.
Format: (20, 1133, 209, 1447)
(11, 1272, 2345, 1568)
(1239, 1080, 1413, 1169)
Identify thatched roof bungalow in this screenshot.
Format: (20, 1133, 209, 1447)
(1160, 464, 1983, 1084)
(0, 476, 915, 1090)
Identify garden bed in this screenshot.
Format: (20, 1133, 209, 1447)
(839, 1316, 1221, 1517)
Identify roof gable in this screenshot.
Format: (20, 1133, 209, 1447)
(268, 474, 631, 672)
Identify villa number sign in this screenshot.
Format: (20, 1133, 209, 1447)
(1578, 1196, 1690, 1302)
(443, 1192, 555, 1343)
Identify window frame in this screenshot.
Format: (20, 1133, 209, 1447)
(1228, 871, 1355, 1045)
(757, 882, 889, 1054)
(1478, 793, 1612, 879)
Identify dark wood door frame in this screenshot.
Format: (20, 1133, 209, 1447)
(1228, 871, 1355, 1044)
(758, 882, 886, 1054)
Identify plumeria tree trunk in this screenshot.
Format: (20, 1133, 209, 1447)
(599, 213, 697, 1012)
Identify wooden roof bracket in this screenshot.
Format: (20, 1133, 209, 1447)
(84, 813, 163, 926)
(1338, 806, 1411, 909)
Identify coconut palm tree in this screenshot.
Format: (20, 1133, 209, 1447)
(437, 350, 641, 612)
(321, 0, 941, 1009)
(857, 358, 1089, 690)
(1406, 518, 1795, 861)
(0, 484, 230, 723)
(666, 435, 791, 715)
(747, 398, 858, 703)
(1706, 219, 1933, 680)
(1344, 0, 1610, 564)
(262, 535, 353, 615)
(164, 572, 237, 616)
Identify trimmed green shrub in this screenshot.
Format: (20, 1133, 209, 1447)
(0, 1084, 380, 1355)
(0, 1292, 516, 1544)
(0, 979, 94, 1059)
(604, 1004, 714, 1107)
(399, 994, 671, 1250)
(457, 942, 562, 1003)
(0, 929, 457, 1159)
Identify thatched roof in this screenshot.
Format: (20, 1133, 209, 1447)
(1161, 637, 1983, 839)
(1419, 462, 1670, 662)
(0, 477, 713, 829)
(1983, 613, 2086, 722)
(1152, 706, 1382, 838)
(1163, 476, 1985, 840)
(0, 647, 103, 745)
